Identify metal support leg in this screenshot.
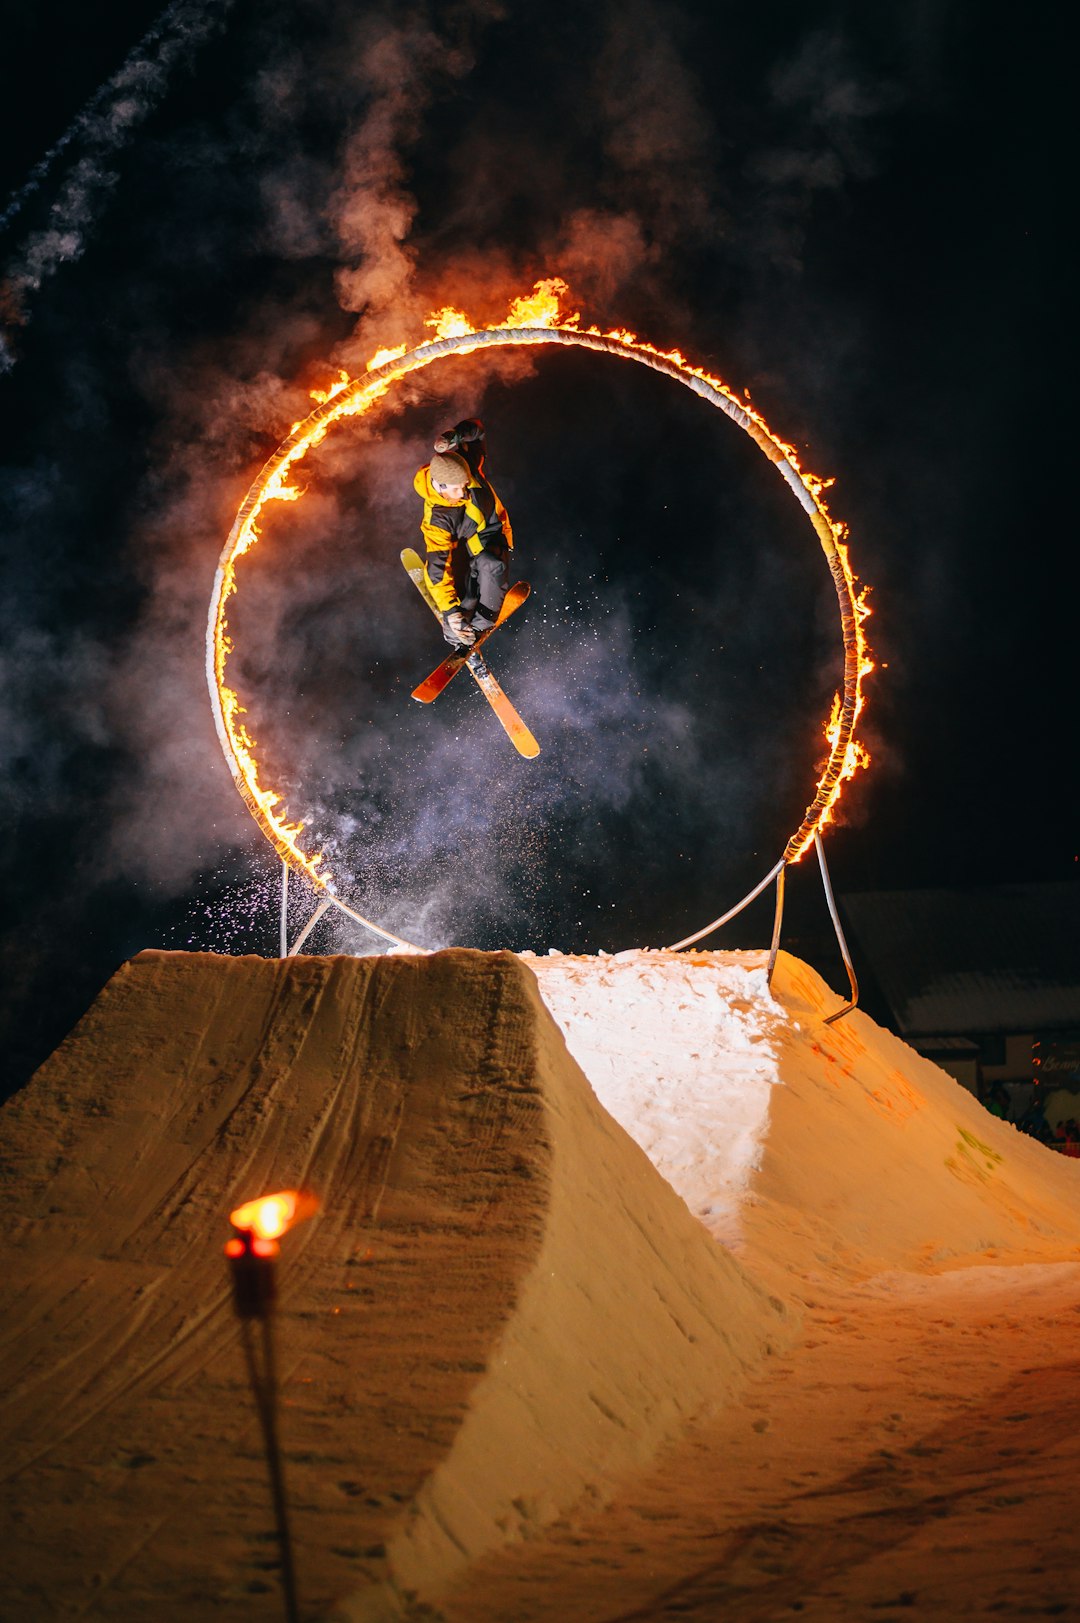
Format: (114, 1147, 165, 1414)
(669, 858, 786, 951)
(288, 897, 333, 957)
(815, 832, 859, 1024)
(766, 863, 787, 986)
(279, 861, 289, 959)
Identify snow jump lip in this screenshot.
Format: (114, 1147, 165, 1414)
(206, 318, 872, 956)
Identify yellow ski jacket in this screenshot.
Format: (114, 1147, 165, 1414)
(413, 447, 512, 614)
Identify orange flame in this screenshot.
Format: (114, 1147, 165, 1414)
(229, 1189, 319, 1240)
(366, 344, 407, 372)
(309, 368, 353, 404)
(783, 539, 874, 862)
(425, 304, 474, 340)
(209, 277, 873, 898)
(504, 277, 577, 328)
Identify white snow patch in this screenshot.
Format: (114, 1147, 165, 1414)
(527, 948, 784, 1244)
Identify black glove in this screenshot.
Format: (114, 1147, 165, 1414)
(434, 419, 483, 453)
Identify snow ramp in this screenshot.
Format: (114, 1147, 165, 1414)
(0, 948, 789, 1621)
(528, 948, 1080, 1285)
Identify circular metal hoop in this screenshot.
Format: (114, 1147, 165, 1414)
(206, 323, 870, 953)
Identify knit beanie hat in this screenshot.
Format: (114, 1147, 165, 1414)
(429, 451, 470, 488)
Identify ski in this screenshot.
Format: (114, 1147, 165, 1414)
(401, 548, 529, 701)
(411, 584, 530, 702)
(401, 548, 540, 758)
(463, 650, 541, 758)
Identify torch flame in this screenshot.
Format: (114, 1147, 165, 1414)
(229, 1189, 319, 1240)
(208, 276, 873, 925)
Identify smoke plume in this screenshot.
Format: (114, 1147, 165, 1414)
(0, 0, 232, 371)
(2, 0, 916, 1091)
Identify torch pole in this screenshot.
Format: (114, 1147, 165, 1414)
(226, 1225, 301, 1623)
(238, 1313, 299, 1623)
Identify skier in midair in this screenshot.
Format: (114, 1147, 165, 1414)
(413, 419, 513, 652)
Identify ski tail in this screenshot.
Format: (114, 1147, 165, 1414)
(466, 652, 540, 758)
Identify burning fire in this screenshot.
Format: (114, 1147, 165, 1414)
(206, 277, 873, 920)
(229, 1189, 319, 1240)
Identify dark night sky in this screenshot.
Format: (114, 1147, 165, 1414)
(1, 0, 1073, 1092)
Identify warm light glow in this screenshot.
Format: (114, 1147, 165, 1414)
(365, 344, 407, 372)
(783, 538, 874, 862)
(225, 1233, 279, 1258)
(229, 1189, 319, 1240)
(505, 276, 576, 328)
(424, 304, 474, 340)
(309, 368, 353, 404)
(207, 277, 873, 915)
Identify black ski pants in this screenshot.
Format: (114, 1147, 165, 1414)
(441, 540, 509, 644)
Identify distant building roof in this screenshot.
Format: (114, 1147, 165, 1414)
(841, 883, 1080, 1037)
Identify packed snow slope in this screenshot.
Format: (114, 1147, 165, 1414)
(3, 946, 1078, 1621)
(529, 948, 1080, 1286)
(0, 947, 790, 1623)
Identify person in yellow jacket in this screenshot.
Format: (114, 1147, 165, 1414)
(413, 418, 513, 651)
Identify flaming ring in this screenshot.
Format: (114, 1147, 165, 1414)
(207, 323, 870, 953)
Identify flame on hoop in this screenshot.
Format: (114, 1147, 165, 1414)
(208, 278, 873, 901)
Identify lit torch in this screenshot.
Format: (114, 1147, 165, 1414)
(225, 1189, 318, 1623)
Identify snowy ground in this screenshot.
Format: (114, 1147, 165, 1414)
(3, 945, 1080, 1621)
(444, 948, 1080, 1621)
(524, 948, 783, 1244)
(527, 947, 1080, 1285)
(444, 1256, 1080, 1621)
